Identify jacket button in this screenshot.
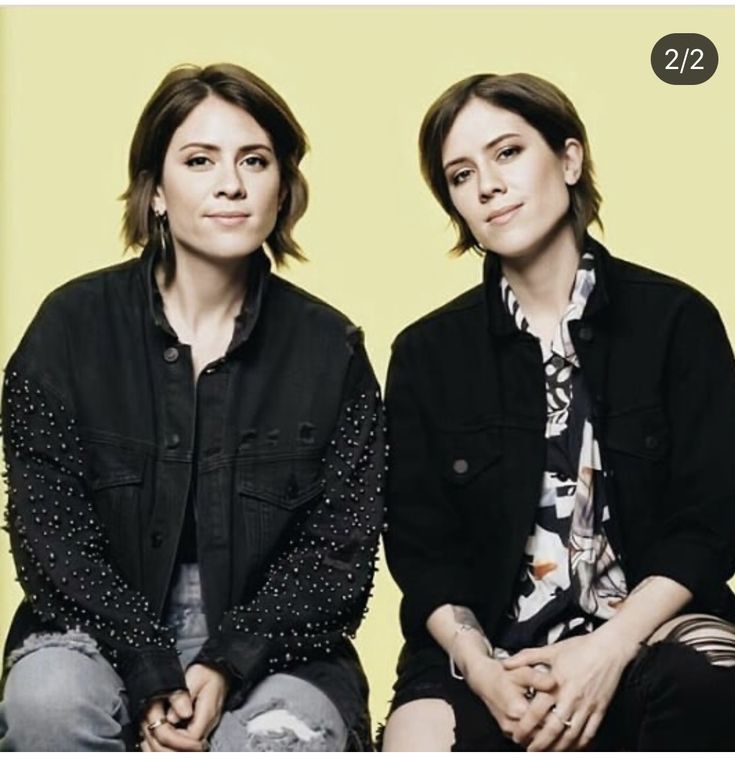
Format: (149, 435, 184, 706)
(453, 459, 469, 475)
(163, 347, 179, 363)
(166, 433, 181, 449)
(579, 326, 594, 342)
(151, 531, 164, 548)
(645, 435, 658, 450)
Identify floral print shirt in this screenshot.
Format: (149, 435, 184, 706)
(494, 252, 628, 656)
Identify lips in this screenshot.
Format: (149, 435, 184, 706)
(205, 212, 250, 227)
(486, 203, 523, 224)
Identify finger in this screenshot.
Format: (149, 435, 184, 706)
(512, 693, 555, 748)
(151, 723, 203, 752)
(141, 700, 167, 751)
(142, 725, 167, 753)
(507, 665, 556, 695)
(505, 693, 531, 722)
(168, 690, 194, 725)
(186, 697, 215, 742)
(551, 708, 587, 752)
(574, 710, 604, 750)
(527, 707, 567, 752)
(140, 739, 151, 752)
(502, 647, 549, 669)
(530, 667, 557, 693)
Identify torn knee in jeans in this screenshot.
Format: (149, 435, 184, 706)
(5, 629, 100, 670)
(241, 701, 338, 751)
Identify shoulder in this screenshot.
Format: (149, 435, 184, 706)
(34, 257, 141, 321)
(7, 258, 142, 376)
(267, 274, 363, 343)
(605, 250, 721, 319)
(391, 284, 485, 354)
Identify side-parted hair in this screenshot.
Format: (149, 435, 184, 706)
(121, 63, 309, 266)
(419, 73, 603, 255)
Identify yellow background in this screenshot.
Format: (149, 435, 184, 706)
(1, 6, 733, 728)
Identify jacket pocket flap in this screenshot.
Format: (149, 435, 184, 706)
(434, 426, 502, 484)
(237, 472, 324, 510)
(604, 406, 669, 460)
(87, 443, 146, 489)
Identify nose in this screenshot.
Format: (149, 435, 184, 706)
(477, 162, 506, 203)
(215, 162, 246, 199)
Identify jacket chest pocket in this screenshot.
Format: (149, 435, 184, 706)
(601, 404, 670, 526)
(603, 404, 670, 462)
(432, 424, 504, 524)
(234, 454, 324, 572)
(86, 441, 147, 584)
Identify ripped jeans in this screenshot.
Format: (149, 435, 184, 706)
(0, 564, 347, 751)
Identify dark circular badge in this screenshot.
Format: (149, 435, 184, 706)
(651, 33, 718, 85)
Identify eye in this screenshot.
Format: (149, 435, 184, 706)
(496, 145, 521, 162)
(242, 154, 268, 170)
(450, 168, 473, 187)
(184, 155, 212, 169)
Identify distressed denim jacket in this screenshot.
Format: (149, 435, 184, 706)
(1, 245, 386, 736)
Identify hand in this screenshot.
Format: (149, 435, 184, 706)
(180, 663, 229, 743)
(140, 691, 203, 752)
(503, 631, 638, 751)
(464, 654, 556, 742)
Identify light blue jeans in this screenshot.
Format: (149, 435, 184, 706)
(0, 565, 347, 751)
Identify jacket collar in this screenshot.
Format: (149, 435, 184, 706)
(141, 242, 272, 354)
(483, 233, 612, 336)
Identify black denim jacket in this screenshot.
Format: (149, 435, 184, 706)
(385, 236, 735, 657)
(1, 246, 386, 733)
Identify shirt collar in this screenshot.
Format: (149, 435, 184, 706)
(141, 242, 272, 354)
(497, 248, 597, 367)
(483, 233, 612, 339)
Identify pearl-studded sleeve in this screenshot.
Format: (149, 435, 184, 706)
(2, 363, 186, 716)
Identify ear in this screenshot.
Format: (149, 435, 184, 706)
(278, 184, 288, 213)
(151, 185, 167, 217)
(561, 138, 583, 187)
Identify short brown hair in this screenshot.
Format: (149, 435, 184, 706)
(121, 63, 309, 266)
(419, 73, 603, 255)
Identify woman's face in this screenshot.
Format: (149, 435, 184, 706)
(442, 98, 582, 261)
(153, 95, 281, 263)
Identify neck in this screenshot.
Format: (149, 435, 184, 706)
(156, 248, 251, 336)
(500, 223, 581, 320)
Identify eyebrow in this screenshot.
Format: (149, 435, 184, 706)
(178, 142, 274, 154)
(443, 132, 521, 172)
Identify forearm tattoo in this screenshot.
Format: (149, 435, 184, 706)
(452, 605, 484, 634)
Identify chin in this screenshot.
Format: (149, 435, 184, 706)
(189, 239, 265, 261)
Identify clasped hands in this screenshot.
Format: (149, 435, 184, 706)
(139, 664, 228, 752)
(469, 632, 635, 751)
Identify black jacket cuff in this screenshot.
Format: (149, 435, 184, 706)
(118, 648, 187, 720)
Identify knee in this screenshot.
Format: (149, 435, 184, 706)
(212, 674, 349, 752)
(240, 707, 346, 751)
(640, 641, 716, 709)
(3, 634, 119, 745)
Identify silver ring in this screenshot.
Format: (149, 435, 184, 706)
(551, 706, 573, 729)
(146, 716, 169, 732)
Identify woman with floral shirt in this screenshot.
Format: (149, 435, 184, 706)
(382, 72, 735, 751)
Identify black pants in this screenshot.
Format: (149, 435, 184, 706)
(387, 641, 735, 751)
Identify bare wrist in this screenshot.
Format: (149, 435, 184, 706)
(452, 630, 495, 679)
(591, 623, 642, 663)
